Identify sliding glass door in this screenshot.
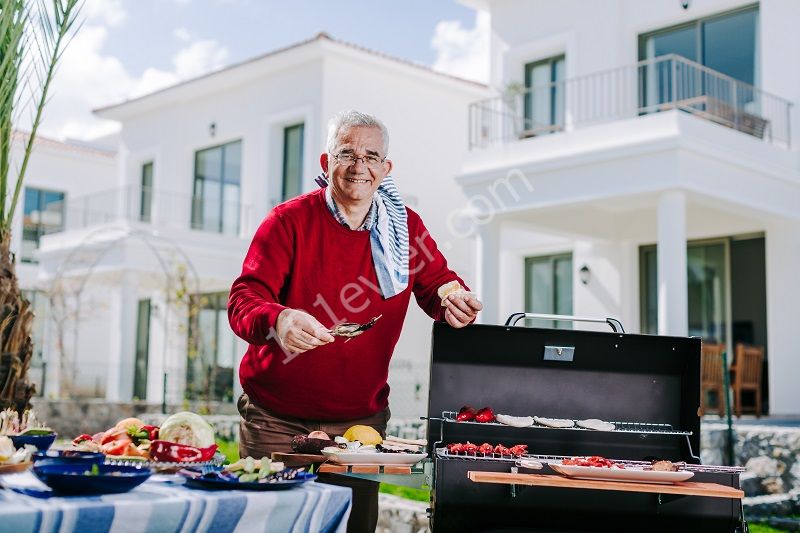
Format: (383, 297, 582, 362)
(524, 253, 573, 329)
(641, 240, 728, 344)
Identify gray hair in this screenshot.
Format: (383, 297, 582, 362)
(326, 109, 389, 156)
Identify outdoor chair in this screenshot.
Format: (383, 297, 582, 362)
(699, 342, 726, 416)
(731, 343, 765, 417)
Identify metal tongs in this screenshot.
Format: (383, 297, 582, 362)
(328, 315, 382, 342)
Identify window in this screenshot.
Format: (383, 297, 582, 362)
(21, 290, 46, 366)
(133, 299, 151, 400)
(191, 141, 241, 235)
(22, 188, 65, 263)
(186, 292, 236, 402)
(524, 253, 572, 329)
(140, 162, 153, 223)
(22, 290, 47, 396)
(282, 123, 304, 201)
(523, 55, 565, 136)
(640, 241, 729, 343)
(638, 6, 758, 110)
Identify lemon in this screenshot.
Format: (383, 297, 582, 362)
(342, 425, 382, 445)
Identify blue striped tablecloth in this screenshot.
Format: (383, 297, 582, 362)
(0, 473, 351, 533)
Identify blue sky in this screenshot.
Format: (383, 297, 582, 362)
(41, 0, 488, 141)
(104, 1, 475, 76)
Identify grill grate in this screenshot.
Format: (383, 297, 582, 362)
(440, 411, 692, 436)
(435, 449, 744, 473)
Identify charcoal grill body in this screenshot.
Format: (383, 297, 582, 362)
(426, 320, 744, 532)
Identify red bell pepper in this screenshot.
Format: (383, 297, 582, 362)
(72, 434, 93, 445)
(149, 440, 218, 463)
(141, 425, 159, 441)
(474, 407, 495, 423)
(456, 406, 476, 422)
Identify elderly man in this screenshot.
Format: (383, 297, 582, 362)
(228, 110, 481, 531)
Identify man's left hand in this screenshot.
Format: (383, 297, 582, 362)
(443, 293, 483, 328)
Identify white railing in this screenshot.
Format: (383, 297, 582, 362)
(53, 186, 252, 237)
(469, 54, 792, 149)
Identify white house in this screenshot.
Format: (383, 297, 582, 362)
(456, 0, 800, 414)
(10, 133, 116, 394)
(32, 33, 488, 417)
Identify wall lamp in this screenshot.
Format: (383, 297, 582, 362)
(579, 264, 591, 285)
(209, 122, 217, 137)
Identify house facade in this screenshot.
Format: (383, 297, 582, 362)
(457, 0, 800, 414)
(30, 34, 487, 418)
(10, 133, 116, 395)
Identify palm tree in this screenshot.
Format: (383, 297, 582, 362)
(0, 0, 81, 411)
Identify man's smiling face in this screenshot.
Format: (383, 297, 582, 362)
(322, 126, 393, 207)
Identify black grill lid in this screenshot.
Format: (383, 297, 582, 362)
(427, 316, 701, 461)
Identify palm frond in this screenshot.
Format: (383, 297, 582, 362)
(0, 0, 83, 231)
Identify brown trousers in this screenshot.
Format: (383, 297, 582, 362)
(238, 393, 390, 533)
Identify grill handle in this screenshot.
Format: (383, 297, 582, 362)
(504, 313, 625, 333)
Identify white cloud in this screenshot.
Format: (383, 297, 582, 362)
(173, 40, 229, 78)
(173, 27, 191, 42)
(83, 0, 127, 28)
(38, 23, 229, 140)
(431, 11, 490, 84)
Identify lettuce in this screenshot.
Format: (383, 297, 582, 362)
(158, 412, 215, 448)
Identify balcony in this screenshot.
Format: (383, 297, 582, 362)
(53, 186, 252, 238)
(469, 54, 792, 150)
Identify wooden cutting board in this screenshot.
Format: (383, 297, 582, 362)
(318, 464, 412, 475)
(467, 471, 744, 499)
(271, 452, 326, 467)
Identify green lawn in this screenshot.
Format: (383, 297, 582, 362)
(216, 439, 239, 464)
(378, 484, 430, 502)
(749, 523, 793, 533)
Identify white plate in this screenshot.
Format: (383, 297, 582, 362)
(550, 464, 694, 484)
(321, 450, 427, 466)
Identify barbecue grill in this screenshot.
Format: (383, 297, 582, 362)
(424, 313, 746, 532)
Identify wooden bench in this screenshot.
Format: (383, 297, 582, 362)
(673, 95, 770, 140)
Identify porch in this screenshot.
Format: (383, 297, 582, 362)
(457, 181, 800, 415)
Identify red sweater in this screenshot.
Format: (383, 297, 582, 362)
(229, 188, 466, 420)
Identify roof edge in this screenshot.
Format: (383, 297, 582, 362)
(12, 130, 116, 157)
(94, 32, 488, 118)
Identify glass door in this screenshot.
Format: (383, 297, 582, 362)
(523, 56, 565, 135)
(524, 253, 573, 329)
(640, 240, 730, 347)
(687, 242, 728, 344)
(133, 299, 151, 400)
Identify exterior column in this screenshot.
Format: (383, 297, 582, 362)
(108, 270, 138, 401)
(765, 221, 800, 415)
(657, 191, 688, 336)
(476, 220, 501, 325)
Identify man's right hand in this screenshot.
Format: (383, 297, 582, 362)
(275, 309, 335, 354)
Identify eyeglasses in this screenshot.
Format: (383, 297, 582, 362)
(330, 152, 386, 168)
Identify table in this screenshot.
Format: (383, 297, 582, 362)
(0, 472, 351, 533)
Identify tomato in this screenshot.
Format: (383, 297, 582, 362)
(103, 438, 133, 455)
(101, 428, 129, 445)
(123, 443, 150, 457)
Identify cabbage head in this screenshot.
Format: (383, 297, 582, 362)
(158, 412, 215, 448)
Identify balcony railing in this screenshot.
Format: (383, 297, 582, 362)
(469, 54, 792, 150)
(52, 185, 252, 237)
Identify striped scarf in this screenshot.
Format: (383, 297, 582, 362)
(318, 173, 409, 298)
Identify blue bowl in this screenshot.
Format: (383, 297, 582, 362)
(32, 450, 105, 466)
(10, 432, 57, 452)
(32, 463, 151, 495)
